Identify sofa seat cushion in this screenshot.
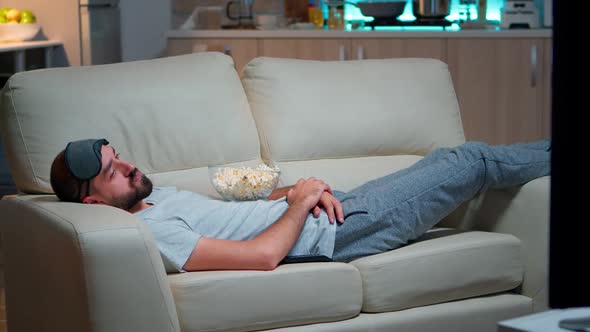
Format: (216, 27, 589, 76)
(351, 228, 523, 313)
(168, 262, 363, 332)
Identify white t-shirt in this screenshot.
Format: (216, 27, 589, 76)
(135, 187, 337, 272)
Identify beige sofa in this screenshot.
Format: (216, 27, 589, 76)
(0, 53, 549, 332)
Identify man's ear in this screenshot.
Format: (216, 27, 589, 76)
(82, 195, 107, 205)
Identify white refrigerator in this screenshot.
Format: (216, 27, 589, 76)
(79, 0, 122, 66)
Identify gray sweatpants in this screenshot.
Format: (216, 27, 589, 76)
(331, 139, 551, 262)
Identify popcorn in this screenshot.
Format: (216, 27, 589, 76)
(211, 164, 280, 201)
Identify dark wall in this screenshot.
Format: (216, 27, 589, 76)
(0, 51, 32, 197)
(0, 139, 16, 198)
(548, 0, 589, 310)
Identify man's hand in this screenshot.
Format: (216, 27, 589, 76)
(286, 177, 329, 210)
(286, 178, 344, 224)
(312, 191, 344, 224)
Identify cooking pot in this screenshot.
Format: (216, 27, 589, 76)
(353, 1, 407, 19)
(412, 0, 450, 19)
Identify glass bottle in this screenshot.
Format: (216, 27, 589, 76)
(327, 1, 344, 30)
(308, 0, 325, 29)
(477, 0, 487, 22)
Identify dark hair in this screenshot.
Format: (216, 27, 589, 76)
(50, 150, 83, 203)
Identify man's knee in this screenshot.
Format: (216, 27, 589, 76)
(456, 141, 490, 160)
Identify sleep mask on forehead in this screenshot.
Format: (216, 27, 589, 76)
(64, 138, 109, 199)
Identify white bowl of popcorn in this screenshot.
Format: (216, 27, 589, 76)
(208, 163, 281, 201)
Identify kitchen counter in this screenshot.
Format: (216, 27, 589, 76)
(0, 40, 63, 73)
(168, 28, 552, 39)
(0, 40, 62, 52)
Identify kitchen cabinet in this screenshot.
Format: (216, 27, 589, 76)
(165, 33, 552, 145)
(167, 38, 258, 74)
(447, 38, 550, 145)
(258, 39, 350, 60)
(351, 39, 446, 62)
(258, 38, 445, 62)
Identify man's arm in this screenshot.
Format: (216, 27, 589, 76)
(270, 185, 344, 224)
(182, 178, 328, 272)
(268, 186, 293, 200)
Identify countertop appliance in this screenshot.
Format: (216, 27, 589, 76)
(353, 1, 407, 19)
(223, 0, 255, 29)
(363, 0, 452, 30)
(500, 0, 540, 29)
(79, 0, 121, 66)
(413, 0, 451, 19)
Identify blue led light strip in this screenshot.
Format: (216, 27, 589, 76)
(343, 0, 503, 23)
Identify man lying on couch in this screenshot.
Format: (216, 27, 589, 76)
(49, 138, 551, 273)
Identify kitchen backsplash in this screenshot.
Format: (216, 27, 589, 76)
(171, 0, 548, 29)
(172, 0, 285, 29)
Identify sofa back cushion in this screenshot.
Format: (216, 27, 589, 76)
(242, 57, 466, 190)
(0, 53, 261, 195)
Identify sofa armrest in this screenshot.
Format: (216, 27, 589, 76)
(0, 195, 180, 332)
(440, 176, 550, 312)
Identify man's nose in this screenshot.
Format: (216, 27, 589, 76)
(119, 161, 135, 176)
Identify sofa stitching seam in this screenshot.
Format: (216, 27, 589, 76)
(136, 225, 180, 329)
(270, 153, 427, 164)
(191, 311, 360, 332)
(353, 241, 521, 268)
(170, 263, 357, 285)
